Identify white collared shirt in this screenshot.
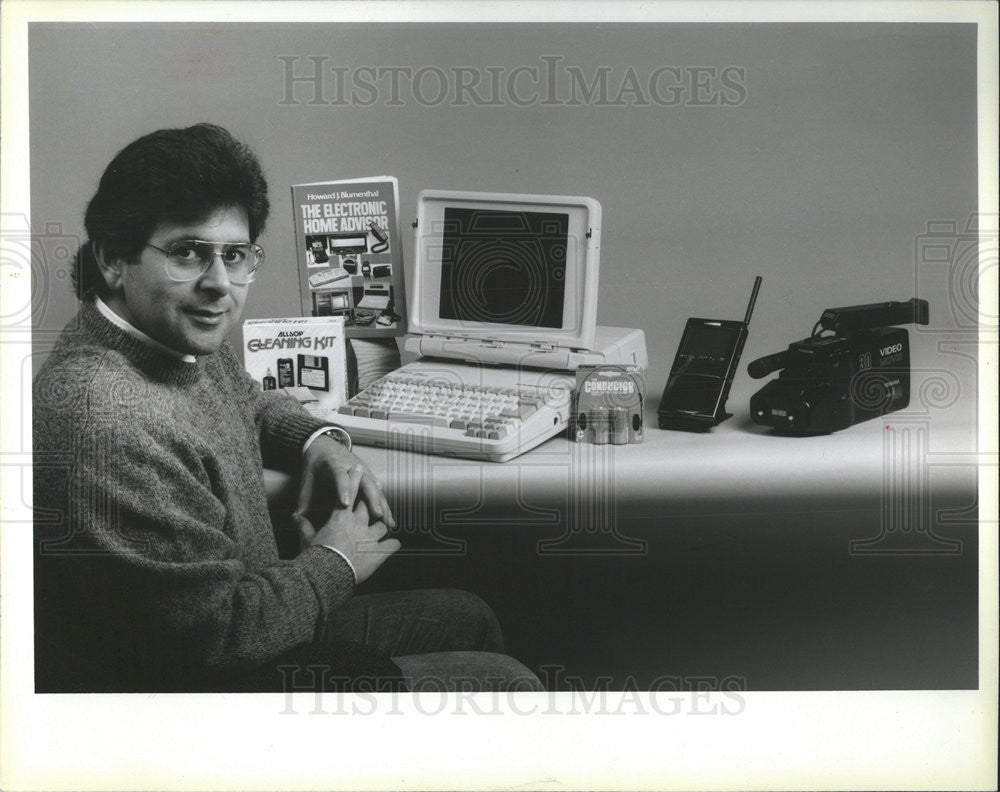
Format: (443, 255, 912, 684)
(95, 296, 197, 363)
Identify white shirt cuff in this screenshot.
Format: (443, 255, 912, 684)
(303, 425, 352, 454)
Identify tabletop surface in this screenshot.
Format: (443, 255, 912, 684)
(268, 329, 981, 505)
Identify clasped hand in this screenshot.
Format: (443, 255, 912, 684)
(293, 435, 399, 585)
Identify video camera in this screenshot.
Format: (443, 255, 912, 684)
(747, 298, 929, 434)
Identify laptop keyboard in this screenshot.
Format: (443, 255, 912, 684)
(337, 374, 559, 440)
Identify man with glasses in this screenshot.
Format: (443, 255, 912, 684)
(33, 124, 539, 692)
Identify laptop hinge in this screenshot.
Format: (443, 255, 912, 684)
(414, 335, 559, 353)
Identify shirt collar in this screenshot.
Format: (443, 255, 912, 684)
(94, 296, 197, 363)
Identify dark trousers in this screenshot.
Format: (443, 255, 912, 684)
(321, 588, 542, 691)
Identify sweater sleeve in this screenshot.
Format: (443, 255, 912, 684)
(216, 342, 332, 472)
(58, 415, 355, 668)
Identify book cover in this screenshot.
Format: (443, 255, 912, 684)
(242, 316, 349, 421)
(291, 176, 407, 338)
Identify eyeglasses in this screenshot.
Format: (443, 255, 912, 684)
(145, 240, 265, 285)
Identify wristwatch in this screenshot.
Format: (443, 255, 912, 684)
(319, 426, 352, 452)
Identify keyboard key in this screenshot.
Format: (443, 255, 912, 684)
(387, 412, 450, 427)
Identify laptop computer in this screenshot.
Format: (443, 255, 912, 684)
(334, 190, 647, 461)
(354, 283, 393, 326)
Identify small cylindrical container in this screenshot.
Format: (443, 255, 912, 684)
(610, 406, 629, 444)
(589, 408, 609, 444)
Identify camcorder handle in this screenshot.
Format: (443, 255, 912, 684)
(818, 298, 929, 335)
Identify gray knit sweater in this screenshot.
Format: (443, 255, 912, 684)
(33, 301, 356, 682)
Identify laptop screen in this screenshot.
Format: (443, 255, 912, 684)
(439, 207, 568, 329)
(412, 191, 601, 351)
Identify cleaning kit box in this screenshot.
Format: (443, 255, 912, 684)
(242, 316, 348, 420)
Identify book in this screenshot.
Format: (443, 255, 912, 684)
(242, 316, 349, 420)
(291, 176, 407, 338)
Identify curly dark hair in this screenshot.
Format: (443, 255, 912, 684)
(71, 123, 270, 299)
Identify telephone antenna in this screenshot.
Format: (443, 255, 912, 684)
(744, 276, 763, 325)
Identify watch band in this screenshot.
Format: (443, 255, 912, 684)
(303, 425, 352, 453)
(320, 426, 352, 452)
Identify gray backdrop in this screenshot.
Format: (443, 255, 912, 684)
(28, 23, 979, 387)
